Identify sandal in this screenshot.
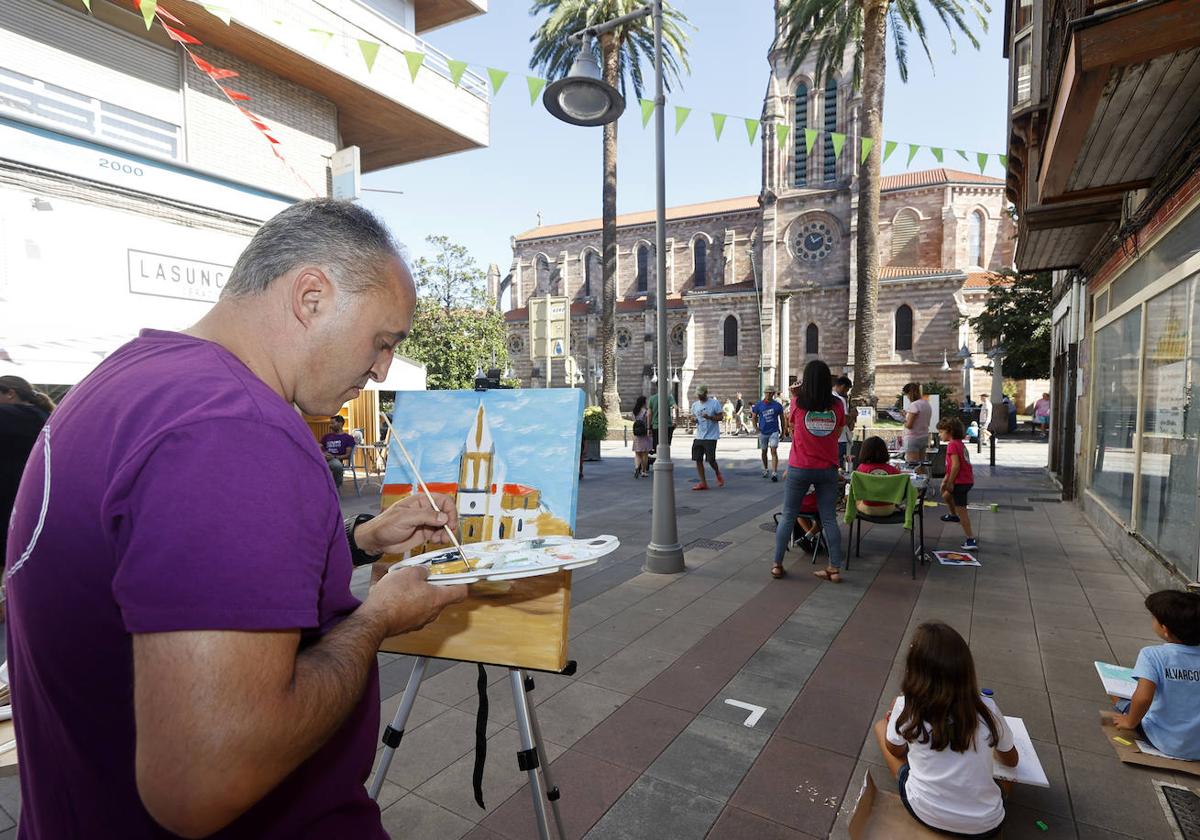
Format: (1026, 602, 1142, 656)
(813, 567, 842, 583)
(771, 564, 786, 579)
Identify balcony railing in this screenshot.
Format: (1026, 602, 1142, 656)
(1044, 0, 1091, 105)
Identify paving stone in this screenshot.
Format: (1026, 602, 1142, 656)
(645, 714, 770, 802)
(777, 681, 884, 758)
(1035, 626, 1115, 661)
(708, 805, 820, 839)
(741, 638, 826, 685)
(573, 696, 693, 772)
(1105, 634, 1150, 668)
(577, 643, 677, 694)
(1085, 589, 1149, 613)
(633, 614, 713, 656)
(1041, 653, 1111, 702)
(772, 612, 845, 648)
(671, 596, 745, 627)
(528, 681, 628, 748)
(1030, 603, 1103, 633)
(1047, 691, 1120, 757)
(1074, 571, 1141, 593)
(972, 650, 1047, 691)
(376, 693, 452, 745)
(584, 775, 724, 840)
(699, 668, 802, 733)
(380, 793, 475, 840)
(1096, 608, 1159, 641)
(565, 632, 628, 676)
(1059, 745, 1176, 838)
(1006, 738, 1074, 819)
(730, 738, 856, 838)
(418, 662, 508, 708)
(586, 606, 670, 646)
(1000, 802, 1080, 839)
(383, 707, 505, 790)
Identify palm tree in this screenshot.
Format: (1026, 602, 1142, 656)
(780, 0, 988, 405)
(529, 1, 690, 423)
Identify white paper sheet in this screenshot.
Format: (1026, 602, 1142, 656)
(993, 716, 1049, 787)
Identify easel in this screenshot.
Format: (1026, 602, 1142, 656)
(365, 566, 578, 840)
(368, 655, 573, 840)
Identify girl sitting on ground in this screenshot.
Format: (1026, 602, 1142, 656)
(874, 621, 1019, 839)
(854, 435, 901, 516)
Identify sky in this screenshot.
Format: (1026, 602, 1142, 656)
(362, 0, 1010, 275)
(385, 389, 585, 525)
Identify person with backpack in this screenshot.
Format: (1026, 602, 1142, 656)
(631, 395, 652, 478)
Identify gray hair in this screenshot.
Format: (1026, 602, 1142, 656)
(221, 198, 403, 299)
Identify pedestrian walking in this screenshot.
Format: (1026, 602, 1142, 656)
(902, 382, 932, 473)
(631, 395, 652, 478)
(647, 389, 676, 468)
(734, 392, 747, 435)
(772, 360, 845, 581)
(722, 397, 735, 435)
(690, 385, 725, 490)
(833, 375, 855, 471)
(751, 386, 785, 482)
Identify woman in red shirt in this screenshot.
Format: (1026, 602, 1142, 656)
(772, 360, 845, 581)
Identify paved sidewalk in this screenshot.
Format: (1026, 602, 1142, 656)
(0, 436, 1182, 839)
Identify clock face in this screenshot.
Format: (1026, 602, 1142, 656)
(795, 220, 835, 262)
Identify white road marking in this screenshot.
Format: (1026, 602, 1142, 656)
(724, 698, 766, 727)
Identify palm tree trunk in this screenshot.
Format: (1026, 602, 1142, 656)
(851, 0, 888, 407)
(599, 33, 622, 424)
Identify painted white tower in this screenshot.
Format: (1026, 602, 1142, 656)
(458, 403, 495, 543)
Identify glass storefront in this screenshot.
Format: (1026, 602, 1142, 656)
(1088, 199, 1200, 581)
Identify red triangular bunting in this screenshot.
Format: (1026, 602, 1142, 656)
(206, 67, 238, 80)
(189, 54, 215, 73)
(221, 87, 251, 101)
(163, 24, 201, 44)
(247, 118, 269, 130)
(262, 133, 281, 144)
(152, 4, 184, 24)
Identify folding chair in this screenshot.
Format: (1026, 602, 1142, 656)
(845, 472, 926, 579)
(338, 445, 362, 496)
(772, 509, 828, 567)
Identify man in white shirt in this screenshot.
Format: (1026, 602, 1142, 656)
(902, 382, 932, 473)
(690, 385, 725, 491)
(833, 375, 854, 471)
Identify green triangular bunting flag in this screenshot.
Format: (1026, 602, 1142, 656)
(804, 128, 818, 154)
(712, 113, 727, 141)
(487, 67, 508, 94)
(776, 123, 790, 146)
(402, 51, 425, 82)
(956, 149, 969, 161)
(999, 154, 1008, 170)
(977, 152, 989, 173)
(744, 118, 759, 144)
(640, 99, 655, 127)
(906, 144, 921, 166)
(447, 60, 469, 87)
(357, 40, 380, 72)
(674, 106, 691, 134)
(831, 132, 846, 159)
(930, 147, 944, 163)
(202, 4, 231, 24)
(883, 140, 898, 163)
(310, 29, 334, 48)
(860, 137, 874, 164)
(139, 0, 157, 29)
(526, 76, 547, 105)
(80, 0, 91, 9)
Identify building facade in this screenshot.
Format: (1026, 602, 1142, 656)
(0, 0, 488, 387)
(497, 7, 1016, 412)
(1004, 0, 1200, 588)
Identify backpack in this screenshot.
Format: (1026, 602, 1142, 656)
(633, 415, 648, 437)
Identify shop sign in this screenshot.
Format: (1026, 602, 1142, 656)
(127, 249, 231, 303)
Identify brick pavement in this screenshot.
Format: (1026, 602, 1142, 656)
(0, 435, 1184, 839)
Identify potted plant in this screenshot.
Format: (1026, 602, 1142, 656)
(581, 406, 607, 462)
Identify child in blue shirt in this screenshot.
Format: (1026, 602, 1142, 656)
(1108, 590, 1200, 760)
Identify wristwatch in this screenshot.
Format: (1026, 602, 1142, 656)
(346, 513, 384, 567)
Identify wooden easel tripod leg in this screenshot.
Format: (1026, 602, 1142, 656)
(368, 656, 428, 801)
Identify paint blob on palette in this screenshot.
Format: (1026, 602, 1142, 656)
(391, 535, 620, 585)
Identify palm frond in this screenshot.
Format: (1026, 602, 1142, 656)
(779, 0, 861, 86)
(887, 6, 910, 83)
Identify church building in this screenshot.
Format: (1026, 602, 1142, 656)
(493, 9, 1016, 411)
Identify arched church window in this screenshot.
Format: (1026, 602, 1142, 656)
(894, 305, 914, 352)
(806, 323, 819, 355)
(583, 249, 600, 297)
(693, 238, 707, 287)
(823, 77, 838, 183)
(968, 211, 985, 267)
(723, 315, 738, 357)
(534, 255, 552, 295)
(793, 83, 808, 187)
(636, 244, 650, 293)
(891, 209, 920, 264)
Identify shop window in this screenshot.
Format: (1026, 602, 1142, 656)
(693, 238, 707, 287)
(723, 316, 738, 357)
(1137, 274, 1199, 580)
(894, 305, 913, 352)
(806, 323, 819, 354)
(793, 83, 808, 186)
(1089, 307, 1142, 521)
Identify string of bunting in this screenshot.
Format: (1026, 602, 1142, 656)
(87, 0, 1007, 176)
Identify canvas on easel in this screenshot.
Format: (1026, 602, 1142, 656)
(373, 388, 586, 672)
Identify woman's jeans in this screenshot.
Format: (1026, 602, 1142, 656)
(774, 467, 843, 568)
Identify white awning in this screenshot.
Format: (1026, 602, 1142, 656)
(365, 355, 427, 391)
(0, 334, 135, 387)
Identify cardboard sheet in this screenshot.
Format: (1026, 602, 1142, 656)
(847, 772, 941, 840)
(1100, 714, 1200, 777)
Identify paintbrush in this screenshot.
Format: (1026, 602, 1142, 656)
(390, 433, 472, 568)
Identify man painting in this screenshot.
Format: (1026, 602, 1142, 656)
(5, 200, 466, 837)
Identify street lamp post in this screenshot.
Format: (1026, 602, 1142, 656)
(542, 2, 683, 574)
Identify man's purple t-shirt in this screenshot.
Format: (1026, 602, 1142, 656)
(4, 330, 384, 838)
(322, 432, 356, 458)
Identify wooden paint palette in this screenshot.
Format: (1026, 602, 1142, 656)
(392, 535, 620, 585)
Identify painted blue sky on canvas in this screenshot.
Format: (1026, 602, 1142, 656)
(386, 389, 584, 528)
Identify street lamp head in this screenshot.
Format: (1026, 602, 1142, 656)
(543, 35, 625, 126)
(941, 350, 951, 372)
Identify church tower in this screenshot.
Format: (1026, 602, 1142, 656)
(457, 403, 495, 543)
(757, 1, 863, 392)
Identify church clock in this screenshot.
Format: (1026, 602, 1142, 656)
(794, 220, 835, 262)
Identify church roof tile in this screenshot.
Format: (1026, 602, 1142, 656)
(879, 168, 1005, 191)
(514, 195, 759, 241)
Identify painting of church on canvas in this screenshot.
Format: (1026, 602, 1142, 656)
(381, 389, 584, 559)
